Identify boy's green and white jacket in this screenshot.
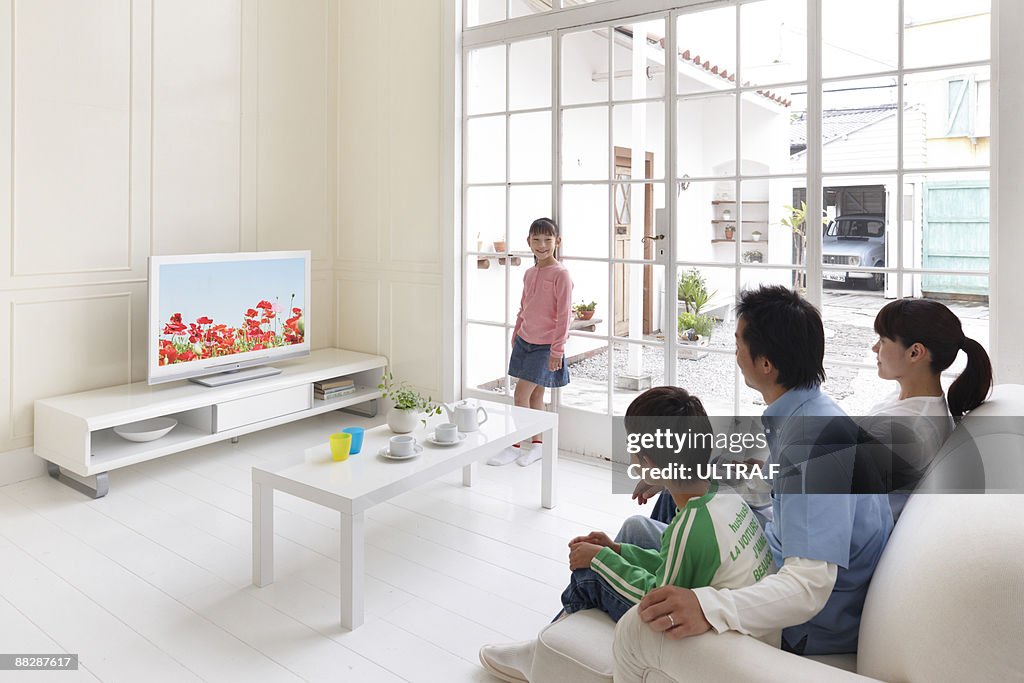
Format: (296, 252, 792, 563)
(591, 483, 775, 604)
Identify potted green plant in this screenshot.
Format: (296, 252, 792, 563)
(377, 370, 442, 433)
(572, 300, 597, 321)
(751, 229, 762, 241)
(724, 224, 735, 241)
(743, 249, 764, 264)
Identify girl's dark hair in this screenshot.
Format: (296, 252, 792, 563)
(624, 386, 713, 469)
(529, 217, 559, 238)
(873, 298, 992, 417)
(735, 285, 826, 390)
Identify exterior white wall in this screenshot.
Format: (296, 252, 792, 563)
(0, 0, 338, 484)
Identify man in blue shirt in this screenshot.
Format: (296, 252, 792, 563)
(630, 285, 893, 655)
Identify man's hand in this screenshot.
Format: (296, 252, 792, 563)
(631, 480, 663, 506)
(547, 355, 563, 372)
(638, 586, 712, 639)
(568, 542, 603, 570)
(569, 531, 620, 554)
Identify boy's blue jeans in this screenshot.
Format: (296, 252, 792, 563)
(557, 514, 669, 623)
(559, 567, 636, 622)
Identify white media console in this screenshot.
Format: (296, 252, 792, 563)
(33, 348, 388, 497)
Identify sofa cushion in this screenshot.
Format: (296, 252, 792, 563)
(531, 609, 614, 683)
(857, 493, 1024, 681)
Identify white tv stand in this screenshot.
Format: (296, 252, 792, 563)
(33, 348, 387, 498)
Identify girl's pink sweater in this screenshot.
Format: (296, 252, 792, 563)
(512, 262, 573, 358)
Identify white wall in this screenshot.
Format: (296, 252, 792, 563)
(0, 0, 338, 484)
(335, 1, 445, 399)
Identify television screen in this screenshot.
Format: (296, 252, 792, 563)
(148, 251, 311, 385)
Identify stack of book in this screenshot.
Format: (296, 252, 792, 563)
(314, 376, 356, 401)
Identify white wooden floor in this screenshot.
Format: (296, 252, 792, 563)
(0, 413, 640, 683)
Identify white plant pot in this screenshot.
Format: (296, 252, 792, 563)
(386, 407, 420, 434)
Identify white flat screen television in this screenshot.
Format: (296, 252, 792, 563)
(147, 251, 311, 385)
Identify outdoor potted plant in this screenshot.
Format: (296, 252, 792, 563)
(573, 300, 597, 320)
(377, 370, 442, 433)
(677, 269, 716, 356)
(743, 249, 764, 264)
(493, 239, 507, 253)
(751, 229, 763, 241)
(724, 224, 735, 241)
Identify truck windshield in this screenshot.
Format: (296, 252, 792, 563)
(829, 219, 884, 238)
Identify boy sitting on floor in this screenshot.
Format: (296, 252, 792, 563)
(479, 386, 776, 682)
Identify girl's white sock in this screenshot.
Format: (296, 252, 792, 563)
(487, 444, 520, 466)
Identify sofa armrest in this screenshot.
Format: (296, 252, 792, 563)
(613, 609, 877, 683)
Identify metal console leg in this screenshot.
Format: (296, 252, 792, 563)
(46, 462, 109, 499)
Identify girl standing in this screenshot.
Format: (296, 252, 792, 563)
(488, 218, 573, 466)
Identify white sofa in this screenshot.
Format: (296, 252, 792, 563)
(529, 384, 1024, 683)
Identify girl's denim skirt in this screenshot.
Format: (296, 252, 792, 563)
(508, 335, 570, 388)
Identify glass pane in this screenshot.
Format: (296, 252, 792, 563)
(466, 0, 505, 28)
(612, 103, 666, 180)
(509, 112, 552, 183)
(509, 185, 552, 250)
(559, 336, 609, 414)
(819, 177, 893, 292)
(612, 341, 666, 415)
(466, 115, 506, 184)
(465, 186, 505, 253)
(510, 0, 548, 20)
(739, 266, 806, 301)
(561, 28, 610, 106)
(676, 179, 735, 264)
(612, 263, 665, 342)
(561, 184, 609, 259)
(466, 45, 506, 115)
(740, 178, 802, 268)
(676, 349, 736, 416)
(739, 0, 807, 87)
(822, 77, 898, 173)
(510, 37, 551, 110)
(739, 89, 801, 176)
(902, 170, 989, 275)
(822, 0, 897, 79)
(562, 106, 609, 181)
(466, 256, 505, 324)
(788, 89, 808, 175)
(904, 0, 990, 70)
(675, 265, 734, 348)
(612, 18, 667, 101)
(676, 5, 736, 95)
(677, 94, 735, 179)
(465, 323, 508, 393)
(563, 259, 609, 336)
(903, 66, 990, 168)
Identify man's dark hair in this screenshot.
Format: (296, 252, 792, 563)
(735, 285, 825, 390)
(624, 386, 713, 470)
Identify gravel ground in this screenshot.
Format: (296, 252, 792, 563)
(567, 310, 883, 411)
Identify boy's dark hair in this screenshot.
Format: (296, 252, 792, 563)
(735, 285, 826, 390)
(624, 386, 713, 470)
(874, 298, 992, 417)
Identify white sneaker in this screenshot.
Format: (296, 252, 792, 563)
(478, 640, 535, 682)
(515, 447, 542, 467)
(487, 446, 521, 466)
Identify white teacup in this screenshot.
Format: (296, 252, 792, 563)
(435, 423, 459, 443)
(389, 435, 416, 456)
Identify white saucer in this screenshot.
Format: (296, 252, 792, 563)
(113, 417, 178, 442)
(378, 444, 423, 460)
(427, 432, 467, 447)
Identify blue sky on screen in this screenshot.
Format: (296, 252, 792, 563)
(158, 257, 306, 329)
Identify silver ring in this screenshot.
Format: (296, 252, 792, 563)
(667, 613, 675, 627)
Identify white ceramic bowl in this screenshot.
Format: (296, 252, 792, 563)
(113, 417, 178, 442)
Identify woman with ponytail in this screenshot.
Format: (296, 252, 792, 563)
(868, 298, 993, 520)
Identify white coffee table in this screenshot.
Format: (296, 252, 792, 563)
(251, 399, 558, 630)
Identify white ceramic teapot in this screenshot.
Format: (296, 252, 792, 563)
(443, 400, 489, 432)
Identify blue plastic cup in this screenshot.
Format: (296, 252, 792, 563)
(342, 427, 365, 455)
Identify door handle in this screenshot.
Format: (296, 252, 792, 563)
(641, 234, 665, 243)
